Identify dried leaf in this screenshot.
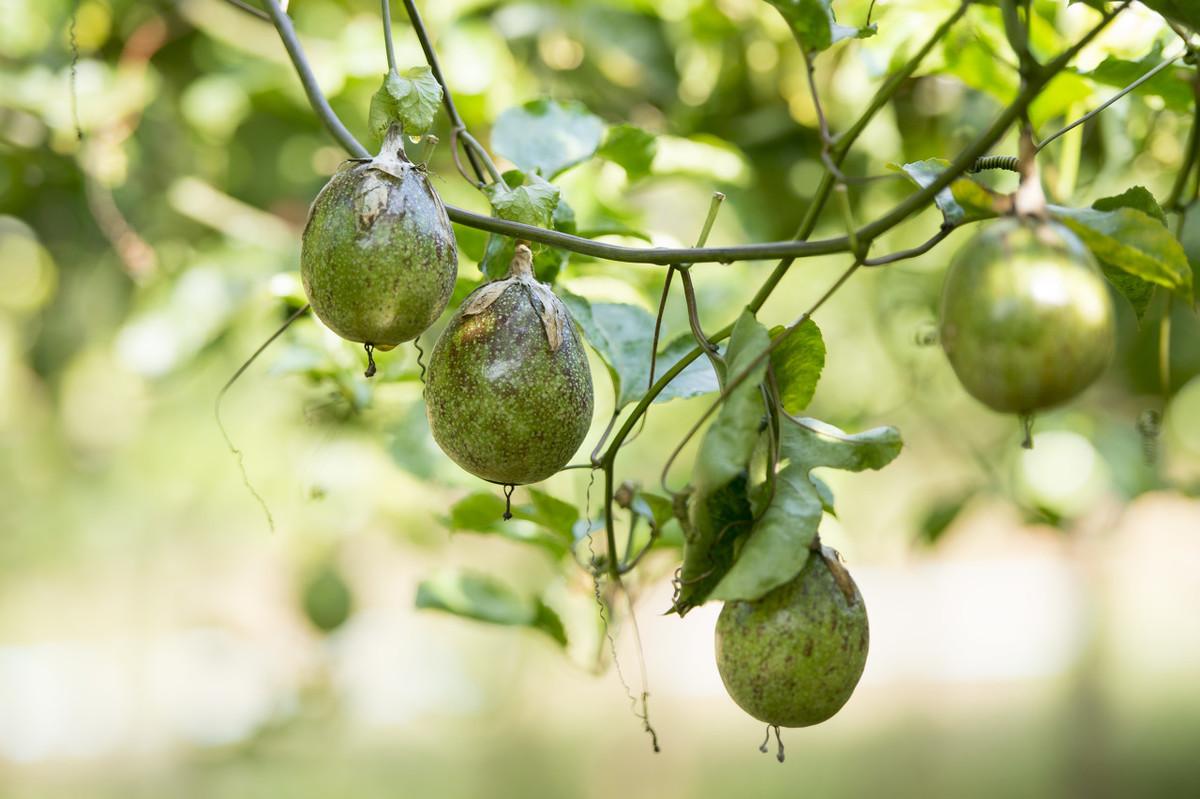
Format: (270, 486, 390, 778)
(460, 280, 513, 316)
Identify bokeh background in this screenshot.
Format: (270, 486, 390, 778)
(3, 0, 1200, 796)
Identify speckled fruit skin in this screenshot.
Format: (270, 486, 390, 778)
(939, 218, 1115, 414)
(424, 271, 594, 485)
(715, 554, 868, 727)
(300, 134, 457, 347)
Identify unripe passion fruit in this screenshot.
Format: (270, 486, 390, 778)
(939, 218, 1115, 414)
(301, 127, 457, 348)
(715, 551, 869, 728)
(425, 245, 593, 485)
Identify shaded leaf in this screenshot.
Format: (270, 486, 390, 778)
(710, 417, 903, 602)
(442, 491, 574, 556)
(416, 570, 566, 645)
(1138, 0, 1200, 32)
(769, 321, 825, 414)
(1086, 51, 1196, 113)
(368, 66, 442, 142)
(894, 159, 1009, 225)
(598, 123, 657, 180)
(918, 492, 973, 546)
(1051, 205, 1194, 303)
(764, 0, 875, 53)
(491, 99, 605, 178)
(1093, 186, 1167, 226)
(676, 312, 771, 613)
(654, 334, 721, 404)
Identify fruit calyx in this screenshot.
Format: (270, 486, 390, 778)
(459, 243, 571, 352)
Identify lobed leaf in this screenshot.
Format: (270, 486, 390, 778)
(368, 66, 442, 142)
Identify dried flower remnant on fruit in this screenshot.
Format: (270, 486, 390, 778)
(301, 125, 458, 357)
(425, 244, 594, 486)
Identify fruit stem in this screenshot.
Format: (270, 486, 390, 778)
(1020, 413, 1035, 449)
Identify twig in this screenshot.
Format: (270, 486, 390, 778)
(380, 0, 398, 73)
(1036, 51, 1185, 153)
(399, 0, 487, 184)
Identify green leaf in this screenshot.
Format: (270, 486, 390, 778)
(1085, 52, 1196, 113)
(1180, 200, 1200, 291)
(597, 124, 657, 180)
(1138, 0, 1200, 32)
(780, 417, 904, 472)
(654, 334, 721, 404)
(709, 417, 902, 602)
(368, 66, 443, 142)
(917, 492, 973, 546)
(480, 178, 573, 282)
(1093, 186, 1168, 226)
(763, 0, 875, 53)
(491, 99, 605, 178)
(894, 159, 1008, 226)
(768, 321, 825, 414)
(1051, 205, 1194, 303)
(1087, 188, 1168, 320)
(442, 491, 574, 556)
(676, 312, 771, 614)
(416, 570, 566, 646)
(483, 173, 561, 228)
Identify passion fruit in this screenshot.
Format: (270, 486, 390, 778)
(424, 244, 593, 485)
(715, 549, 868, 728)
(939, 218, 1115, 414)
(301, 126, 457, 348)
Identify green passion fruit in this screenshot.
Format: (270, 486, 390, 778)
(715, 550, 869, 728)
(301, 126, 457, 349)
(939, 217, 1115, 414)
(425, 245, 594, 486)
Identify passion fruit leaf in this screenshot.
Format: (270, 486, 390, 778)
(446, 491, 576, 554)
(768, 321, 825, 414)
(416, 571, 567, 646)
(559, 295, 721, 409)
(1138, 0, 1200, 31)
(712, 417, 901, 602)
(1092, 186, 1168, 226)
(709, 463, 822, 602)
(1085, 51, 1196, 113)
(598, 123, 657, 180)
(763, 0, 875, 53)
(1088, 188, 1168, 319)
(491, 99, 605, 178)
(811, 474, 836, 516)
(1180, 200, 1200, 290)
(480, 184, 574, 282)
(676, 312, 771, 614)
(780, 417, 903, 472)
(483, 173, 561, 228)
(368, 66, 443, 142)
(654, 334, 722, 404)
(918, 491, 974, 546)
(1051, 205, 1194, 303)
(894, 159, 1008, 225)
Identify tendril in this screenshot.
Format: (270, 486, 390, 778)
(363, 343, 377, 378)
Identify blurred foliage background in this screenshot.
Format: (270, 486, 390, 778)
(2, 0, 1200, 796)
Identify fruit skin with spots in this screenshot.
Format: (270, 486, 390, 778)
(425, 245, 593, 485)
(715, 550, 868, 727)
(939, 217, 1115, 414)
(301, 126, 457, 348)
